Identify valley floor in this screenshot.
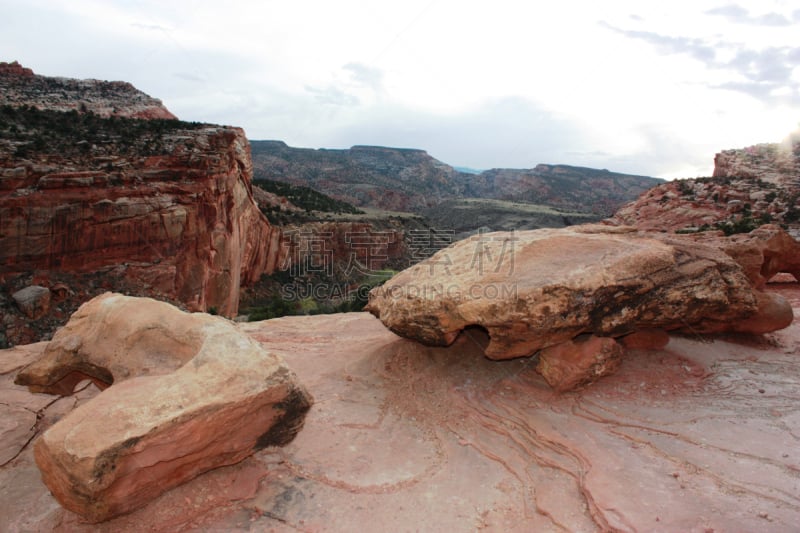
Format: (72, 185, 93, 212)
(2, 284, 799, 531)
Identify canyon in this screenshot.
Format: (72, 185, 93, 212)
(250, 140, 662, 220)
(1, 61, 800, 531)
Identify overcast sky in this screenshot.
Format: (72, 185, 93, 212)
(3, 0, 799, 178)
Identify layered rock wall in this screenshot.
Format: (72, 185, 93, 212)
(0, 122, 283, 317)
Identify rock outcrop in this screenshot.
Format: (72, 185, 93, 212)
(0, 105, 284, 317)
(535, 334, 623, 392)
(14, 293, 312, 523)
(610, 131, 799, 234)
(366, 225, 793, 388)
(0, 61, 176, 119)
(689, 224, 800, 288)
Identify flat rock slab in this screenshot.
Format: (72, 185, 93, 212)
(366, 225, 787, 360)
(14, 293, 312, 523)
(0, 285, 799, 531)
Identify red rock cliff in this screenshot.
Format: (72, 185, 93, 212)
(0, 111, 283, 317)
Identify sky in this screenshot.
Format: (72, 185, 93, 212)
(2, 0, 799, 179)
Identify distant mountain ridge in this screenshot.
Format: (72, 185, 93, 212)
(250, 140, 662, 216)
(250, 141, 467, 212)
(465, 164, 661, 215)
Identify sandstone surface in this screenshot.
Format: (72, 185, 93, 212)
(1, 290, 799, 530)
(14, 293, 312, 523)
(535, 334, 623, 391)
(366, 224, 787, 361)
(691, 224, 800, 289)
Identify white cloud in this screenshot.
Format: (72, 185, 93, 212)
(1, 0, 799, 178)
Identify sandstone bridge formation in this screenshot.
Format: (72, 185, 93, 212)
(14, 293, 312, 523)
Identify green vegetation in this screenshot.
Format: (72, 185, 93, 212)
(714, 216, 765, 236)
(245, 269, 395, 321)
(676, 180, 694, 197)
(253, 178, 363, 215)
(676, 212, 774, 236)
(253, 177, 365, 225)
(0, 104, 205, 158)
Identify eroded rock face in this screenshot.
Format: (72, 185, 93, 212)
(693, 224, 800, 289)
(14, 293, 312, 523)
(609, 132, 799, 234)
(0, 122, 283, 317)
(0, 61, 176, 119)
(366, 225, 790, 362)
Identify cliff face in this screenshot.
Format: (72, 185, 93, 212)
(0, 67, 282, 329)
(611, 134, 800, 234)
(250, 141, 662, 218)
(0, 61, 176, 119)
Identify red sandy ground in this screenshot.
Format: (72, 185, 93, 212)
(1, 284, 799, 532)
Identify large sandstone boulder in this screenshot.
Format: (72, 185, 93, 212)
(14, 293, 312, 523)
(367, 225, 790, 362)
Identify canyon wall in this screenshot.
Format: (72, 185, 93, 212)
(0, 64, 283, 324)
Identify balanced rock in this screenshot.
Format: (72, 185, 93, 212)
(367, 225, 788, 362)
(12, 285, 51, 319)
(15, 293, 312, 523)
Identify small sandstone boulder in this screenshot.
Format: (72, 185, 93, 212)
(12, 285, 51, 319)
(15, 293, 312, 523)
(536, 335, 623, 392)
